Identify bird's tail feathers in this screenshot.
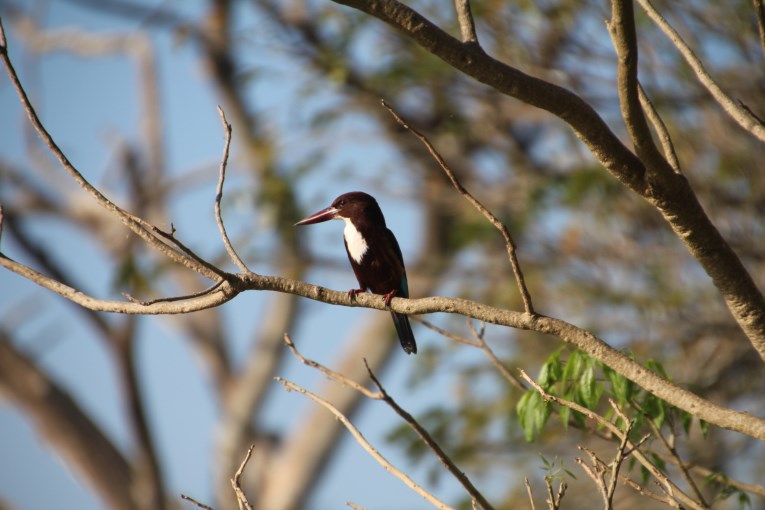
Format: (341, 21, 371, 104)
(390, 312, 417, 355)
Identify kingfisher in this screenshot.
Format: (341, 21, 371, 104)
(295, 191, 417, 354)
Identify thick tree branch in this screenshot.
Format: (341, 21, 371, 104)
(607, 0, 673, 180)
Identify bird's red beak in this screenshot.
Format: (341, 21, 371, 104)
(294, 206, 338, 226)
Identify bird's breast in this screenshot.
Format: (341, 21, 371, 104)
(342, 218, 369, 264)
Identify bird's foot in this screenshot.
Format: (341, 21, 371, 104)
(348, 288, 366, 300)
(383, 289, 397, 307)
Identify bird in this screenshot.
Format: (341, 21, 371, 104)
(295, 191, 417, 354)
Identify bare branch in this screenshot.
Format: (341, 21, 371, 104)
(181, 494, 216, 510)
(123, 279, 227, 306)
(453, 0, 478, 44)
(364, 361, 495, 510)
(275, 377, 456, 510)
(382, 99, 534, 315)
(283, 334, 382, 399)
(524, 478, 536, 510)
(214, 106, 251, 274)
(642, 409, 707, 506)
(636, 0, 765, 142)
(637, 82, 682, 174)
(230, 445, 255, 510)
(755, 0, 765, 56)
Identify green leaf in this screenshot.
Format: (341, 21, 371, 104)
(539, 349, 563, 389)
(561, 349, 583, 386)
(518, 391, 541, 442)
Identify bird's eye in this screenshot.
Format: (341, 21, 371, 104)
(338, 199, 346, 207)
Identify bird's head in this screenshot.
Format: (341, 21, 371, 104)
(295, 191, 383, 226)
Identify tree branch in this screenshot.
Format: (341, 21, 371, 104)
(214, 106, 251, 274)
(637, 82, 682, 174)
(382, 99, 534, 315)
(275, 378, 456, 510)
(607, 0, 673, 181)
(635, 0, 765, 142)
(453, 0, 478, 44)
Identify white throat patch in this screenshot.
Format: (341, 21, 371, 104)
(341, 217, 369, 263)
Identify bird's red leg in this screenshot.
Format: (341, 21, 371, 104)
(383, 289, 397, 307)
(348, 288, 366, 300)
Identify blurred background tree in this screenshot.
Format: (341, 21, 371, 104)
(0, 0, 763, 509)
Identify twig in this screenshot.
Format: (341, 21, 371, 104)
(181, 494, 216, 510)
(150, 225, 229, 279)
(230, 444, 255, 510)
(577, 446, 609, 507)
(636, 0, 765, 142)
(754, 0, 765, 57)
(641, 408, 707, 506)
(524, 477, 536, 510)
(283, 334, 382, 399)
(364, 360, 495, 510)
(214, 106, 251, 274)
(346, 503, 366, 510)
(124, 279, 227, 306)
(381, 99, 534, 315)
(275, 377, 456, 510)
(413, 317, 481, 347)
(453, 0, 478, 44)
(620, 476, 679, 507)
(637, 82, 682, 174)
